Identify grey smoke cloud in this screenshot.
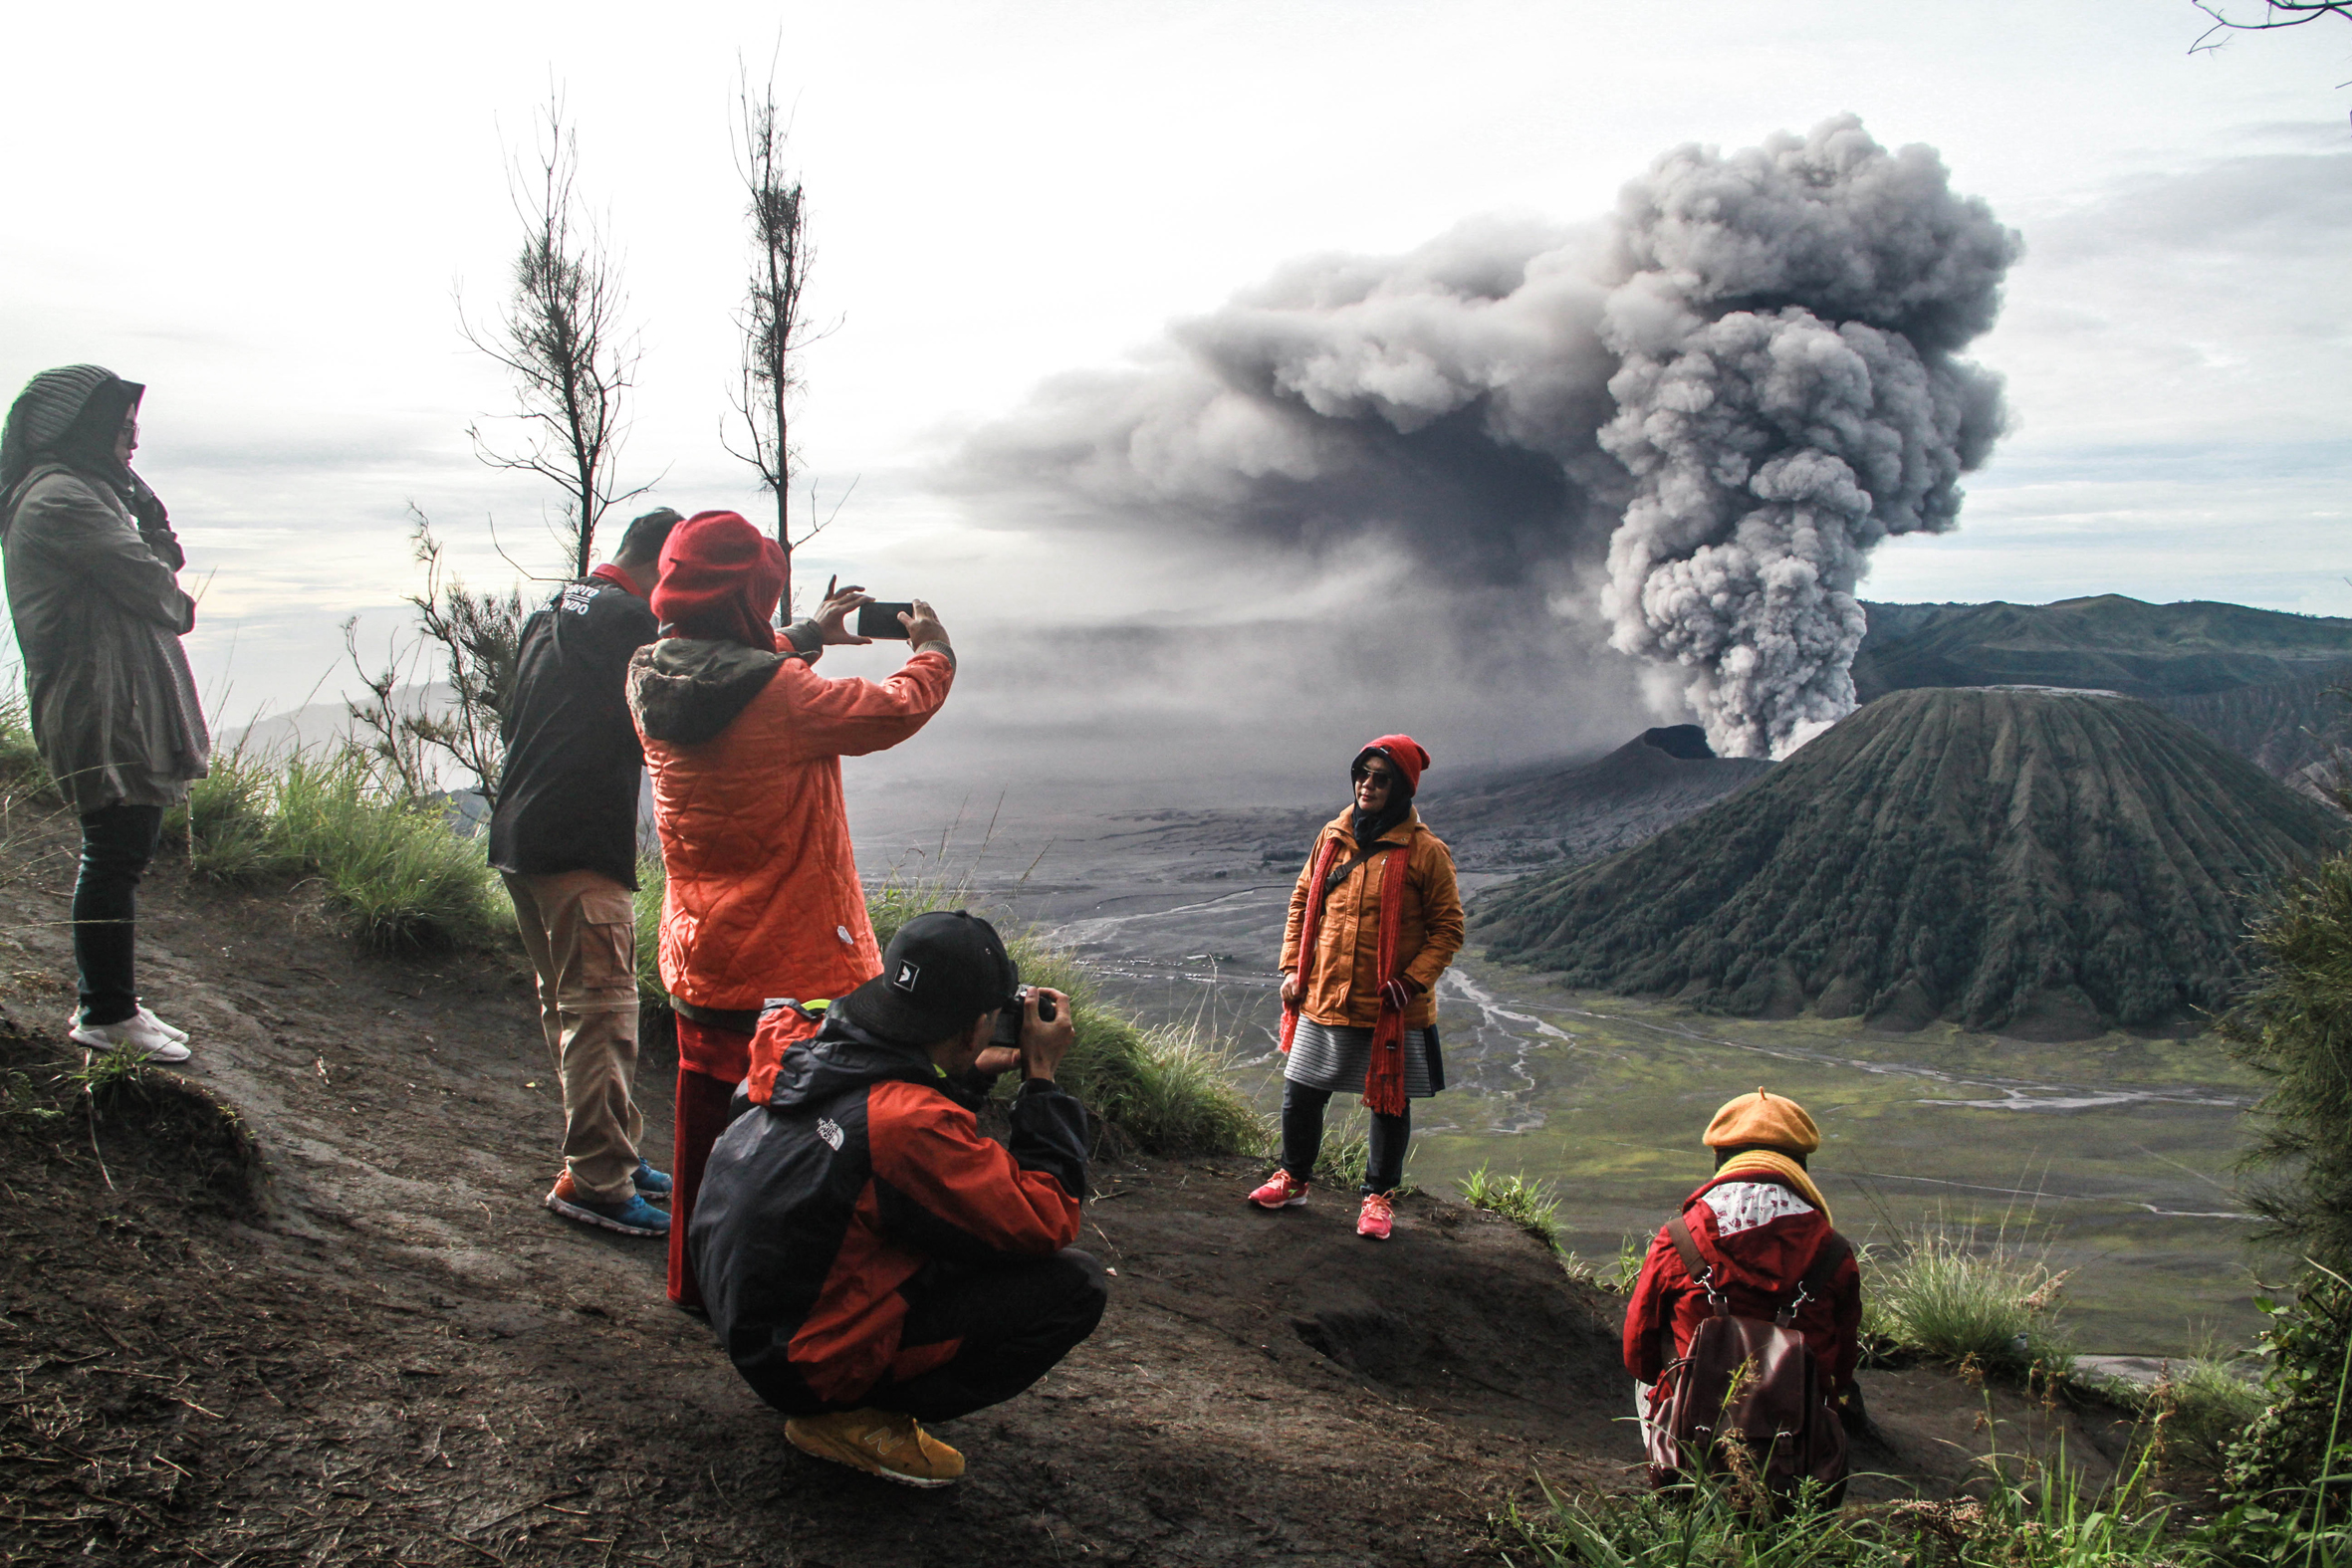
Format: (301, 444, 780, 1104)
(953, 115, 2017, 757)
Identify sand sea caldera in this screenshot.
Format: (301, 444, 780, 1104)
(867, 793, 2267, 1359)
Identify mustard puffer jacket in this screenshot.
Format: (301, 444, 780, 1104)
(1280, 807, 1463, 1030)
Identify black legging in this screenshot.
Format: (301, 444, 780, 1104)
(1280, 1082, 1410, 1196)
(800, 1249, 1108, 1424)
(74, 802, 163, 1027)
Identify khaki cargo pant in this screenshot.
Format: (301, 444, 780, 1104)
(501, 870, 644, 1205)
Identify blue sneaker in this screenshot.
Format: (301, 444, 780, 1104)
(545, 1172, 670, 1236)
(632, 1159, 673, 1200)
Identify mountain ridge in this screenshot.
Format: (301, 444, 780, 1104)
(1477, 688, 2346, 1036)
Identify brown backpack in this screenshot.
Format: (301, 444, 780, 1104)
(1649, 1215, 1852, 1506)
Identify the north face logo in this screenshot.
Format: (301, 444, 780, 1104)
(891, 961, 920, 994)
(817, 1118, 844, 1151)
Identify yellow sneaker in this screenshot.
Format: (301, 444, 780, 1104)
(785, 1408, 966, 1487)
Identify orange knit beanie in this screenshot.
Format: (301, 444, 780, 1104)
(1703, 1088, 1821, 1155)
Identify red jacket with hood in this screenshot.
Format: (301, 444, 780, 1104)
(1622, 1167, 1863, 1405)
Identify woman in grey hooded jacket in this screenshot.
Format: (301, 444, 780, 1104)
(1, 365, 208, 1060)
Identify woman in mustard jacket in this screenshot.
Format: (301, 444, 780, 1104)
(1248, 734, 1463, 1239)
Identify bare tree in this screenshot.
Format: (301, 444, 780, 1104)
(464, 97, 648, 578)
(725, 64, 833, 604)
(345, 512, 524, 804)
(2193, 0, 2352, 50)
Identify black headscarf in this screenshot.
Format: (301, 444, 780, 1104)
(0, 367, 177, 564)
(1349, 749, 1415, 846)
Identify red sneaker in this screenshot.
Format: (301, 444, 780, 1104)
(1356, 1192, 1395, 1240)
(1248, 1169, 1309, 1209)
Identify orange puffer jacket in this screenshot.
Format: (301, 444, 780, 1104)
(1280, 808, 1463, 1030)
(627, 635, 954, 1013)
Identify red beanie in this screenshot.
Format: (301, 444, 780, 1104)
(1354, 734, 1432, 793)
(652, 511, 786, 650)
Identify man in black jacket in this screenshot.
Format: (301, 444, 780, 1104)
(490, 507, 684, 1237)
(694, 911, 1105, 1487)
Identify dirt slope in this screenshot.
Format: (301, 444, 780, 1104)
(0, 807, 2142, 1566)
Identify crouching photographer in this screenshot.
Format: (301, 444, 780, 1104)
(690, 911, 1105, 1487)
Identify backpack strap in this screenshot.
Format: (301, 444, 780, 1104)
(1777, 1230, 1853, 1326)
(1666, 1214, 1729, 1314)
(1320, 842, 1390, 895)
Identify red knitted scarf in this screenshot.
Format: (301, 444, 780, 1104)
(1282, 830, 1414, 1117)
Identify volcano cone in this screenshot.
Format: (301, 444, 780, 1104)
(1477, 688, 2346, 1036)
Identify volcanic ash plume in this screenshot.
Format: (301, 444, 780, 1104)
(951, 115, 2018, 758)
(1599, 118, 2017, 755)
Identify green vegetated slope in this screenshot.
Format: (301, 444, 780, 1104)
(1855, 595, 2352, 782)
(1477, 688, 2346, 1035)
(1853, 594, 2352, 698)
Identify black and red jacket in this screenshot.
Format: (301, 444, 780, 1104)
(690, 1004, 1087, 1411)
(1623, 1168, 1863, 1404)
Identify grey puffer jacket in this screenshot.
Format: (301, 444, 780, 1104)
(3, 463, 209, 811)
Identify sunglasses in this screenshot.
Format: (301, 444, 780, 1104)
(1350, 766, 1398, 785)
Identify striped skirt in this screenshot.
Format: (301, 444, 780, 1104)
(1284, 1017, 1438, 1099)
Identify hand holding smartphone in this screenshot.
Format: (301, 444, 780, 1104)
(854, 601, 916, 640)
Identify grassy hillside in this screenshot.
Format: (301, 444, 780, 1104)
(1477, 688, 2346, 1034)
(1854, 596, 2352, 784)
(1853, 595, 2352, 699)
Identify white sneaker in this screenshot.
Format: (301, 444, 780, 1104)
(136, 1005, 188, 1043)
(69, 1012, 191, 1063)
(65, 1005, 189, 1045)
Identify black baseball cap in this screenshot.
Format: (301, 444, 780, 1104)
(840, 910, 1020, 1044)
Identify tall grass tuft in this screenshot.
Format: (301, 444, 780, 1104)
(1509, 1442, 2188, 1567)
(1011, 939, 1265, 1157)
(866, 860, 977, 950)
(0, 679, 49, 794)
(171, 747, 293, 883)
(1459, 1163, 1562, 1248)
(257, 753, 501, 954)
(2145, 1342, 2263, 1469)
(854, 868, 1266, 1156)
(1861, 1220, 2073, 1378)
(1560, 1234, 1648, 1294)
(1310, 1108, 1371, 1190)
(634, 853, 668, 1016)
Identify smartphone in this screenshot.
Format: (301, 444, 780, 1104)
(855, 601, 914, 640)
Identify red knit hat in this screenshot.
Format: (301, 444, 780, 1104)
(652, 511, 786, 650)
(1353, 734, 1432, 794)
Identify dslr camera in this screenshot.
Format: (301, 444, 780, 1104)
(987, 985, 1058, 1050)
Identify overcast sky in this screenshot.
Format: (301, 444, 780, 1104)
(6, 0, 2348, 785)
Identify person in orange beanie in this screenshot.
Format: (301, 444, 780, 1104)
(625, 511, 956, 1309)
(1622, 1088, 1864, 1482)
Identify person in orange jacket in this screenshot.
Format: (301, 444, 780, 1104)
(694, 910, 1103, 1487)
(1247, 735, 1464, 1240)
(1621, 1089, 1864, 1480)
(625, 510, 956, 1308)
